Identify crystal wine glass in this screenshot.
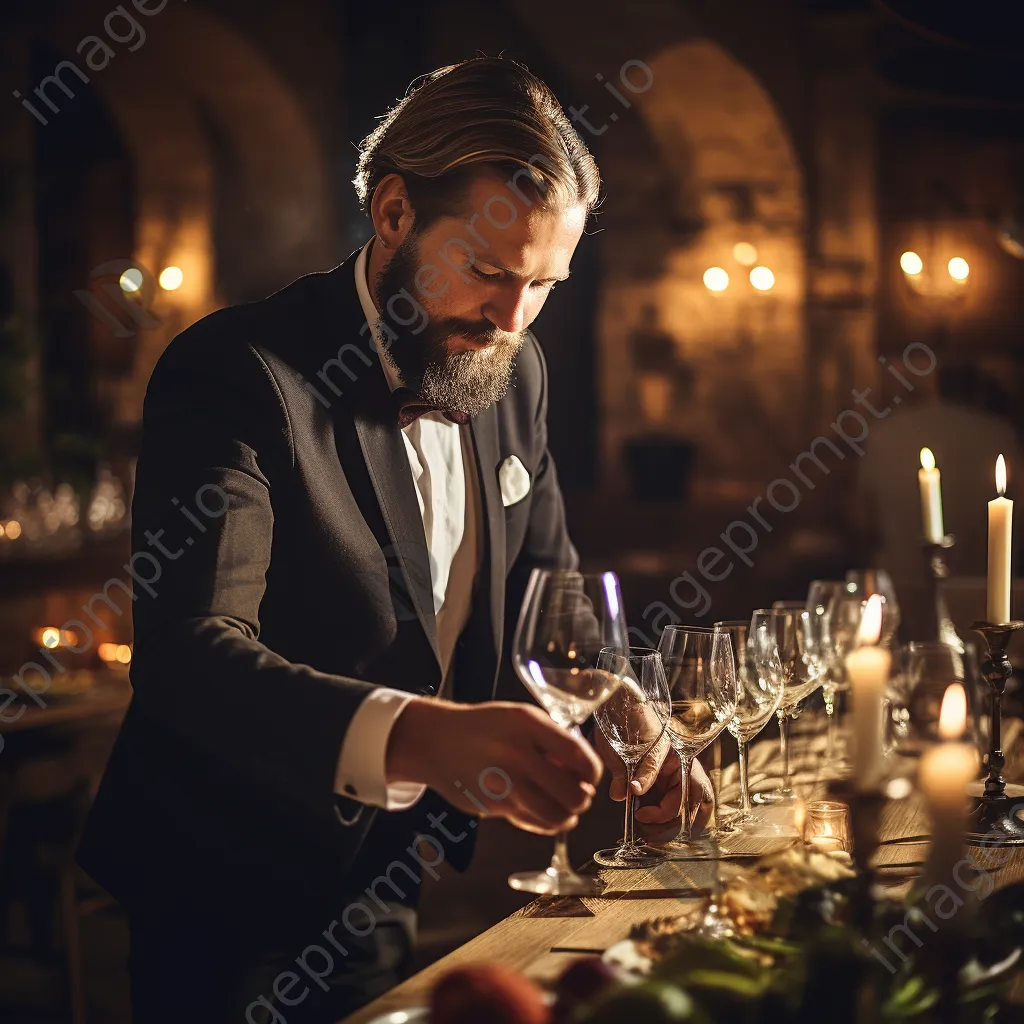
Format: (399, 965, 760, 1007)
(805, 580, 847, 766)
(509, 569, 628, 896)
(884, 641, 984, 783)
(843, 570, 901, 645)
(656, 627, 738, 856)
(750, 608, 825, 805)
(712, 620, 785, 832)
(592, 648, 671, 868)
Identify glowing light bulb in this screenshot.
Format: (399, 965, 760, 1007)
(703, 267, 729, 292)
(733, 242, 758, 266)
(749, 266, 775, 291)
(900, 251, 923, 275)
(948, 257, 969, 281)
(159, 266, 183, 290)
(119, 268, 143, 292)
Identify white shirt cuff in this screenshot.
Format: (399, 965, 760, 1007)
(334, 688, 427, 811)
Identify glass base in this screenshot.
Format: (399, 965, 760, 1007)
(508, 866, 606, 896)
(752, 787, 798, 805)
(593, 844, 666, 869)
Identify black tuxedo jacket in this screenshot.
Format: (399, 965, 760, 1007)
(76, 247, 577, 939)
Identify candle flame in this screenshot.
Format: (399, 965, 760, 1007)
(938, 682, 967, 740)
(996, 454, 1007, 496)
(857, 594, 883, 645)
(823, 821, 834, 837)
(920, 447, 936, 471)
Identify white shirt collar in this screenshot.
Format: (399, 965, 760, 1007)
(354, 237, 404, 394)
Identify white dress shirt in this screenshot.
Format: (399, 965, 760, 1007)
(333, 238, 481, 811)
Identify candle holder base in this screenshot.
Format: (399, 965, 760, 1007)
(966, 620, 1024, 846)
(964, 796, 1024, 846)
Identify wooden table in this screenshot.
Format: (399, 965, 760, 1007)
(345, 733, 1024, 1023)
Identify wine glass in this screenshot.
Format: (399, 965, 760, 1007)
(843, 570, 901, 645)
(884, 642, 984, 776)
(805, 580, 847, 765)
(713, 620, 785, 832)
(656, 627, 738, 856)
(509, 569, 628, 896)
(593, 648, 672, 868)
(750, 608, 825, 805)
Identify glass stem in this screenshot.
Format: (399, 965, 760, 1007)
(680, 754, 693, 841)
(779, 712, 793, 796)
(738, 738, 751, 813)
(623, 762, 636, 850)
(550, 830, 573, 875)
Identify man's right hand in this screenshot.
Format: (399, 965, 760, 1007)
(385, 699, 602, 836)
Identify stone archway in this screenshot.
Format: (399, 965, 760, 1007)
(597, 38, 807, 492)
(41, 0, 337, 430)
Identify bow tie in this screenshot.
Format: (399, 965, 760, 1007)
(393, 387, 470, 429)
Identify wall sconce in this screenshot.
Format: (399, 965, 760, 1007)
(900, 249, 971, 299)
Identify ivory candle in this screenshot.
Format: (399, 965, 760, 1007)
(918, 447, 945, 544)
(844, 594, 890, 791)
(918, 684, 978, 886)
(987, 455, 1013, 624)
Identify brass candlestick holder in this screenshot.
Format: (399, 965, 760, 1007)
(966, 620, 1024, 845)
(922, 535, 965, 652)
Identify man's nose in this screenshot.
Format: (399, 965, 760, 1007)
(483, 290, 528, 335)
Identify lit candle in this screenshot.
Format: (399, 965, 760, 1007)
(918, 448, 945, 544)
(917, 684, 978, 885)
(844, 595, 890, 791)
(987, 455, 1013, 623)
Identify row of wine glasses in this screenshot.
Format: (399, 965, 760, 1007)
(507, 566, 910, 895)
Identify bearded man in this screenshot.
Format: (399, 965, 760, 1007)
(77, 56, 710, 1023)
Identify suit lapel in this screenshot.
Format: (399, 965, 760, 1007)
(468, 405, 506, 664)
(348, 357, 442, 671)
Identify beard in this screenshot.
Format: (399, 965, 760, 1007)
(372, 234, 526, 418)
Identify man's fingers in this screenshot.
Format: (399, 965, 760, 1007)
(633, 733, 672, 795)
(512, 776, 584, 833)
(526, 711, 603, 786)
(518, 751, 595, 819)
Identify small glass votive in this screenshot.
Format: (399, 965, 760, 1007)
(804, 800, 852, 857)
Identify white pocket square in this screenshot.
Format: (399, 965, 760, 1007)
(498, 455, 531, 507)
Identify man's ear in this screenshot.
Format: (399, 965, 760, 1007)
(370, 173, 415, 249)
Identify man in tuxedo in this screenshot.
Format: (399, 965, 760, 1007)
(77, 56, 710, 1022)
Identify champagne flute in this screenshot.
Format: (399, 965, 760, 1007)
(712, 620, 784, 832)
(592, 648, 671, 868)
(509, 569, 628, 897)
(750, 608, 825, 805)
(656, 627, 738, 856)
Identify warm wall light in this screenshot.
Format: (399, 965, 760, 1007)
(749, 266, 775, 291)
(119, 268, 143, 292)
(98, 643, 119, 662)
(703, 267, 729, 292)
(900, 251, 923, 275)
(159, 266, 184, 291)
(733, 242, 758, 266)
(948, 257, 970, 281)
(115, 644, 132, 664)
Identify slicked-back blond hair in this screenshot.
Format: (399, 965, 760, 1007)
(354, 56, 601, 228)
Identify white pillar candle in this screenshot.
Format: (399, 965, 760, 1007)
(987, 455, 1013, 624)
(844, 594, 890, 791)
(918, 684, 978, 885)
(918, 447, 945, 544)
